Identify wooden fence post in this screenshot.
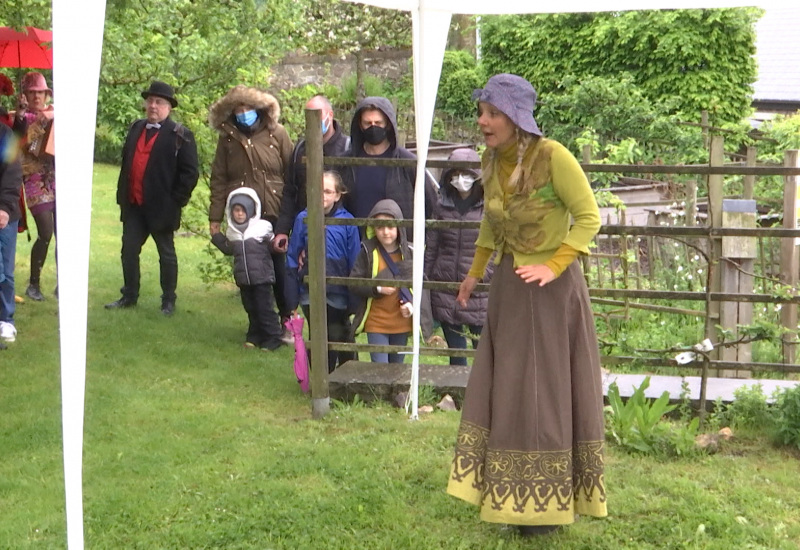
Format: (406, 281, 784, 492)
(647, 211, 656, 281)
(719, 199, 757, 377)
(305, 108, 331, 419)
(685, 180, 697, 226)
(705, 136, 724, 369)
(736, 147, 757, 369)
(701, 110, 710, 150)
(582, 144, 592, 164)
(743, 146, 756, 200)
(781, 150, 800, 365)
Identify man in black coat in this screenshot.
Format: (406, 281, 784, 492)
(105, 81, 199, 315)
(273, 94, 350, 252)
(0, 124, 23, 348)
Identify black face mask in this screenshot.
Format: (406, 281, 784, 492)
(363, 125, 388, 146)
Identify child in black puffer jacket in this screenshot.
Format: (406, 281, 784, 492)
(211, 187, 284, 351)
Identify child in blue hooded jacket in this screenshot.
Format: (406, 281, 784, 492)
(286, 171, 360, 372)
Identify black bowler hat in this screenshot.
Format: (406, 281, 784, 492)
(141, 80, 178, 108)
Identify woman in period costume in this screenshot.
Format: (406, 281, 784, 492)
(446, 74, 607, 536)
(15, 72, 56, 301)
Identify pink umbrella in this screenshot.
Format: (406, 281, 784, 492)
(284, 313, 309, 393)
(0, 26, 53, 69)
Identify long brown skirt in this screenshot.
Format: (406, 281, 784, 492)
(447, 256, 607, 525)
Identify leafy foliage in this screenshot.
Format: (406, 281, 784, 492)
(606, 377, 701, 456)
(296, 0, 410, 55)
(295, 0, 411, 101)
(773, 384, 800, 450)
(538, 74, 705, 164)
(0, 0, 50, 30)
(752, 113, 800, 204)
(716, 384, 776, 432)
(96, 0, 301, 168)
(435, 50, 484, 117)
(480, 9, 761, 127)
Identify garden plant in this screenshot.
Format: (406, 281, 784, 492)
(1, 165, 800, 549)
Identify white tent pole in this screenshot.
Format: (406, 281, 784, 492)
(408, 3, 451, 419)
(53, 0, 108, 548)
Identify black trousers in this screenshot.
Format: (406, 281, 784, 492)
(271, 250, 290, 319)
(120, 206, 177, 303)
(29, 208, 57, 286)
(241, 283, 283, 349)
(301, 304, 355, 373)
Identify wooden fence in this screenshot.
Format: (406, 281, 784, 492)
(299, 109, 800, 415)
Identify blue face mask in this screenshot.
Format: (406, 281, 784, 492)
(235, 109, 257, 127)
(321, 114, 330, 135)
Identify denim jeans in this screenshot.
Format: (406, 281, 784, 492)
(0, 220, 18, 324)
(367, 332, 409, 364)
(441, 322, 482, 366)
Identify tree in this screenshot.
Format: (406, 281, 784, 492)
(297, 0, 411, 102)
(480, 9, 762, 126)
(0, 0, 52, 96)
(97, 0, 301, 167)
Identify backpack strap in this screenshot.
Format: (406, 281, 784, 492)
(377, 245, 413, 304)
(173, 122, 187, 156)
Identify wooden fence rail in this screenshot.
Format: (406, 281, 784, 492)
(301, 107, 800, 415)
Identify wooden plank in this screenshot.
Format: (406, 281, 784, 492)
(305, 108, 330, 418)
(705, 136, 725, 366)
(781, 150, 800, 365)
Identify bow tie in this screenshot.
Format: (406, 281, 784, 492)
(145, 122, 161, 130)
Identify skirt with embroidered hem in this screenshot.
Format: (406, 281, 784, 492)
(446, 256, 607, 525)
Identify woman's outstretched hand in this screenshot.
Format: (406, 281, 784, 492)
(457, 276, 479, 308)
(515, 264, 556, 286)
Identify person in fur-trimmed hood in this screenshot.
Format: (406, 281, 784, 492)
(208, 85, 293, 228)
(208, 85, 295, 337)
(211, 187, 284, 351)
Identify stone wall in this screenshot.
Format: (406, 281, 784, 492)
(268, 49, 411, 91)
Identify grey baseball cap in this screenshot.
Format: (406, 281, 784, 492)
(472, 74, 542, 136)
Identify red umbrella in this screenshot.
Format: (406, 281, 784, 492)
(0, 26, 52, 69)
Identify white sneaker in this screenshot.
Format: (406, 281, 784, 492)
(0, 321, 16, 343)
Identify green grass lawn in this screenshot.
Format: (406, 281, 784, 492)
(1, 164, 800, 549)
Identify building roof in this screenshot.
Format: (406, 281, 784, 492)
(753, 6, 800, 104)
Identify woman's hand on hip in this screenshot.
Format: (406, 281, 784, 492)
(457, 276, 478, 308)
(515, 264, 556, 286)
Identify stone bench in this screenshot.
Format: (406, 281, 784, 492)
(328, 360, 800, 407)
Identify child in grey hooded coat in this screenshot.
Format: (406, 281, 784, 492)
(211, 187, 283, 350)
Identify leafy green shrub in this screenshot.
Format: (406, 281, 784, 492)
(753, 113, 800, 204)
(772, 384, 800, 449)
(338, 73, 385, 108)
(480, 9, 760, 126)
(417, 384, 439, 407)
(715, 384, 776, 432)
(538, 74, 705, 164)
(277, 84, 328, 141)
(435, 51, 484, 117)
(606, 376, 701, 456)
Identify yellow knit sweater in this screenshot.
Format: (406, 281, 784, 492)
(468, 137, 600, 279)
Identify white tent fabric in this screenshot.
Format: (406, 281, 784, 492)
(52, 0, 107, 548)
(340, 0, 775, 420)
(51, 0, 775, 546)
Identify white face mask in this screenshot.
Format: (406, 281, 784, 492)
(450, 174, 476, 193)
